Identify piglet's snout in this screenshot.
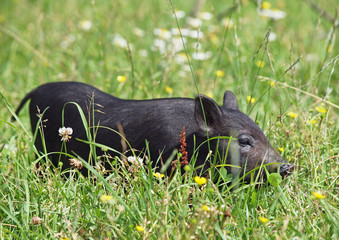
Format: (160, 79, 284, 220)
(279, 163, 295, 177)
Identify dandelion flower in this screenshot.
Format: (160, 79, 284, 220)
(100, 194, 112, 203)
(261, 2, 271, 9)
(255, 60, 265, 68)
(315, 107, 327, 114)
(79, 20, 92, 31)
(165, 86, 173, 94)
(307, 119, 317, 125)
(278, 147, 284, 152)
(58, 127, 73, 142)
(311, 191, 325, 199)
(117, 75, 127, 83)
(246, 96, 256, 104)
(202, 205, 210, 211)
(215, 70, 225, 77)
(135, 225, 145, 232)
(259, 216, 269, 223)
(153, 172, 165, 179)
(194, 176, 207, 185)
(287, 112, 298, 119)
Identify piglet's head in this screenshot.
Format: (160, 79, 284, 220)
(194, 91, 294, 182)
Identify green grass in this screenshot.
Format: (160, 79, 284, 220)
(0, 0, 338, 239)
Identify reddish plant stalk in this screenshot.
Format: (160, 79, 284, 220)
(179, 126, 188, 166)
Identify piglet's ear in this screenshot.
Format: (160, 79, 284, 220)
(223, 90, 239, 111)
(194, 95, 223, 132)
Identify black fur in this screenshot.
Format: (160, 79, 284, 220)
(15, 82, 293, 179)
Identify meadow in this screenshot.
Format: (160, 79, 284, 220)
(0, 0, 338, 239)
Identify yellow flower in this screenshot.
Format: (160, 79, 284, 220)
(255, 60, 265, 68)
(117, 75, 127, 83)
(246, 96, 256, 104)
(311, 191, 325, 200)
(194, 176, 207, 185)
(202, 205, 210, 211)
(135, 225, 145, 232)
(222, 18, 235, 29)
(315, 107, 327, 114)
(206, 92, 213, 98)
(327, 45, 332, 53)
(287, 112, 298, 119)
(215, 70, 225, 77)
(99, 194, 112, 203)
(259, 216, 269, 223)
(0, 14, 5, 23)
(268, 80, 276, 87)
(307, 119, 317, 125)
(261, 2, 271, 9)
(278, 147, 284, 152)
(153, 172, 165, 179)
(165, 86, 173, 94)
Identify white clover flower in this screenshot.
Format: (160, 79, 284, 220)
(189, 30, 204, 39)
(174, 53, 188, 64)
(199, 12, 213, 21)
(174, 9, 186, 19)
(138, 49, 148, 57)
(259, 9, 286, 20)
(112, 34, 127, 48)
(268, 32, 277, 41)
(153, 28, 172, 40)
(59, 127, 73, 142)
(192, 51, 212, 60)
(171, 28, 191, 37)
(79, 20, 92, 31)
(60, 34, 75, 48)
(151, 39, 167, 54)
(170, 37, 186, 53)
(186, 17, 202, 28)
(222, 18, 235, 29)
(127, 156, 143, 166)
(133, 27, 145, 37)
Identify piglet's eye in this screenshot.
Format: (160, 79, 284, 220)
(238, 135, 253, 147)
